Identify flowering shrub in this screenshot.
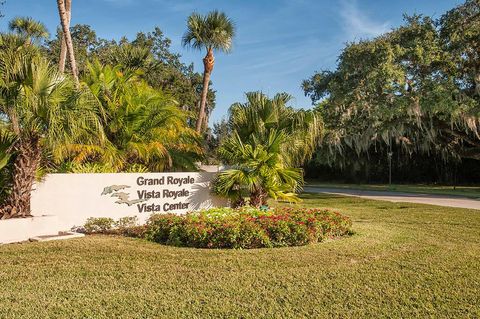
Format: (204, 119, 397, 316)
(145, 207, 352, 249)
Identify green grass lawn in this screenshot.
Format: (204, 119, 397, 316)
(1, 194, 479, 318)
(306, 181, 480, 198)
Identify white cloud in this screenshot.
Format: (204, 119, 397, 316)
(340, 0, 390, 40)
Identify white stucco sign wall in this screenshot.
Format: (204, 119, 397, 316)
(31, 172, 227, 230)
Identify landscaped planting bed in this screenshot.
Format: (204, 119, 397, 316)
(81, 207, 352, 248)
(85, 207, 352, 249)
(146, 207, 352, 248)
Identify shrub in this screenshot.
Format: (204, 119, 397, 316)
(115, 216, 139, 230)
(144, 207, 352, 249)
(84, 217, 115, 234)
(83, 216, 146, 237)
(120, 225, 148, 238)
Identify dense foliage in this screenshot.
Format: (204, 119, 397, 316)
(0, 17, 207, 217)
(66, 61, 202, 172)
(83, 216, 139, 234)
(82, 207, 352, 249)
(303, 1, 480, 183)
(85, 206, 350, 249)
(0, 34, 101, 218)
(45, 25, 216, 130)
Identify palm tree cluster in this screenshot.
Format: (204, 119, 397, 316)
(0, 9, 319, 217)
(0, 15, 206, 219)
(73, 61, 202, 172)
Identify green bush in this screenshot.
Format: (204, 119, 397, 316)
(144, 207, 352, 249)
(119, 225, 148, 238)
(83, 216, 146, 238)
(114, 216, 139, 230)
(84, 217, 115, 234)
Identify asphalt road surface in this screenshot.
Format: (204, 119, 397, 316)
(304, 187, 480, 210)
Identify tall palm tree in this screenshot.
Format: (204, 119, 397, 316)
(0, 36, 100, 219)
(56, 0, 79, 85)
(8, 17, 49, 44)
(58, 0, 71, 73)
(182, 10, 235, 133)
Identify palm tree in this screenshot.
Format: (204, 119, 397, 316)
(182, 10, 235, 133)
(108, 43, 153, 71)
(213, 130, 303, 207)
(0, 36, 100, 219)
(58, 0, 71, 73)
(8, 17, 49, 44)
(56, 0, 79, 85)
(213, 92, 322, 207)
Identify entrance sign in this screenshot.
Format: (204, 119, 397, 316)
(31, 172, 227, 229)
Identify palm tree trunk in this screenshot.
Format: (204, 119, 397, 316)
(58, 0, 71, 73)
(250, 188, 267, 208)
(0, 138, 41, 219)
(57, 0, 79, 86)
(196, 48, 214, 133)
(202, 104, 210, 132)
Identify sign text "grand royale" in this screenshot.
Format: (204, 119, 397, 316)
(136, 176, 195, 187)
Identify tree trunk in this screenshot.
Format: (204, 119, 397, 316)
(232, 197, 246, 208)
(202, 104, 210, 132)
(57, 0, 79, 86)
(250, 188, 267, 208)
(0, 138, 41, 219)
(196, 48, 214, 133)
(58, 0, 71, 73)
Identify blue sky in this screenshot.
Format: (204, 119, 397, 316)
(0, 0, 461, 124)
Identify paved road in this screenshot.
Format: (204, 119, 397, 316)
(304, 187, 480, 210)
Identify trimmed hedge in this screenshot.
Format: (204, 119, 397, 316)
(145, 207, 352, 249)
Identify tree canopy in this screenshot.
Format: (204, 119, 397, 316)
(182, 10, 235, 53)
(302, 1, 480, 167)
